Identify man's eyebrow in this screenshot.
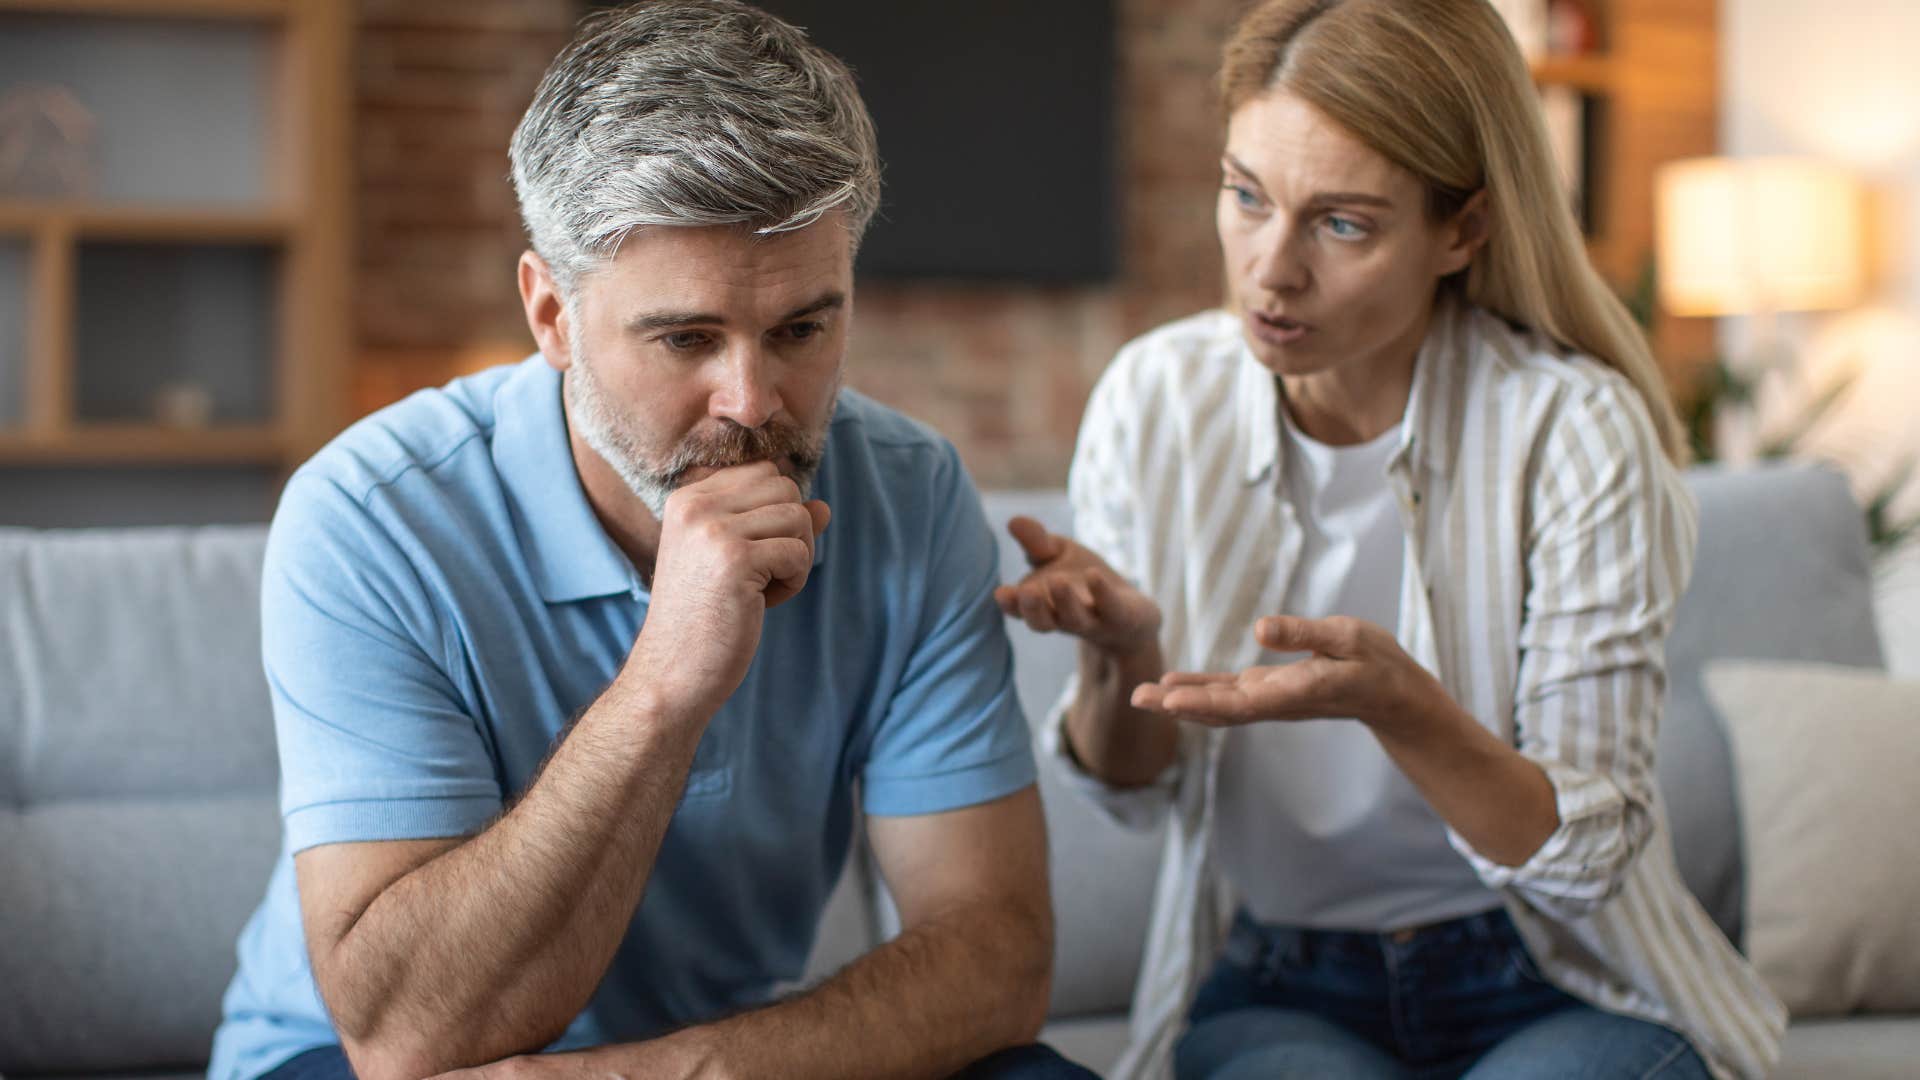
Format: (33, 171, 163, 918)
(624, 310, 724, 334)
(621, 292, 847, 335)
(778, 292, 846, 323)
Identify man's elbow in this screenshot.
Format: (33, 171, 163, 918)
(339, 1028, 559, 1080)
(339, 1035, 444, 1080)
(997, 904, 1056, 1045)
(321, 975, 565, 1080)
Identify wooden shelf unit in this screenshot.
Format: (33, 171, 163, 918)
(1526, 0, 1720, 392)
(0, 0, 348, 470)
(0, 424, 282, 464)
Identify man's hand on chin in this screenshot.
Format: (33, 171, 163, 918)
(624, 460, 830, 721)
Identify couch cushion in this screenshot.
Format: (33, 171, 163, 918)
(1775, 1015, 1920, 1079)
(1706, 661, 1920, 1016)
(1040, 1013, 1133, 1076)
(0, 526, 279, 803)
(0, 797, 281, 1073)
(981, 492, 1166, 1019)
(0, 527, 281, 1074)
(1874, 541, 1920, 677)
(1661, 465, 1885, 946)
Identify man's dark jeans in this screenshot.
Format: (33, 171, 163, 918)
(263, 1040, 1098, 1080)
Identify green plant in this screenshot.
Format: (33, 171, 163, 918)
(1628, 255, 1920, 551)
(1680, 355, 1920, 550)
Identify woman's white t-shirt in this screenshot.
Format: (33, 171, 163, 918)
(1213, 408, 1501, 931)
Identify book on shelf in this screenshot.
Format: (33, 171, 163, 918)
(1492, 0, 1600, 60)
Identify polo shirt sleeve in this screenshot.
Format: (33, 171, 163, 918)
(262, 474, 505, 854)
(859, 444, 1038, 818)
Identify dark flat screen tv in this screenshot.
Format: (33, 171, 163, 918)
(583, 1, 1118, 282)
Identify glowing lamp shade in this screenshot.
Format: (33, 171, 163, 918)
(1656, 157, 1865, 317)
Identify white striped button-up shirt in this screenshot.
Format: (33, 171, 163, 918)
(1040, 298, 1785, 1080)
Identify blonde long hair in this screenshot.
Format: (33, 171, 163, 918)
(1222, 0, 1689, 462)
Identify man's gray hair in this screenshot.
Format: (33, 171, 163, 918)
(510, 0, 882, 293)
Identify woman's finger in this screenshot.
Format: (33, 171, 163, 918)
(1017, 583, 1059, 633)
(1046, 576, 1100, 636)
(997, 585, 1032, 619)
(1255, 614, 1352, 656)
(1006, 516, 1065, 567)
(1159, 671, 1237, 686)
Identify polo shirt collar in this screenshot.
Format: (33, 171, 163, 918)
(492, 357, 636, 604)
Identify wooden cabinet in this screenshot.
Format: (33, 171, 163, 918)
(1527, 0, 1720, 387)
(0, 0, 348, 472)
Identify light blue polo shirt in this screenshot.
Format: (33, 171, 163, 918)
(209, 357, 1036, 1080)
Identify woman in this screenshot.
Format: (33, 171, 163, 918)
(995, 1, 1784, 1077)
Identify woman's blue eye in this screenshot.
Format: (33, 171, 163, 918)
(1225, 183, 1262, 209)
(1326, 215, 1365, 238)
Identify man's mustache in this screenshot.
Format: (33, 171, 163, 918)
(660, 420, 824, 486)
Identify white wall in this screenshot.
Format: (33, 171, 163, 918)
(1722, 0, 1920, 521)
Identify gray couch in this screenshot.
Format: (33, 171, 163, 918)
(2, 464, 1915, 1078)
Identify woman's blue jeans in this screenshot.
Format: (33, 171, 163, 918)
(1175, 907, 1710, 1080)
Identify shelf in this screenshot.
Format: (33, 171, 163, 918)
(0, 0, 288, 21)
(0, 424, 284, 463)
(0, 202, 293, 241)
(73, 240, 281, 426)
(1530, 54, 1615, 94)
(0, 424, 283, 463)
(0, 0, 346, 520)
(0, 12, 279, 205)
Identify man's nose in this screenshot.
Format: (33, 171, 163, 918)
(709, 347, 782, 429)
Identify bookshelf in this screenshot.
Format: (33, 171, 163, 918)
(0, 0, 348, 476)
(1522, 0, 1720, 389)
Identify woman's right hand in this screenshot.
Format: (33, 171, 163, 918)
(993, 516, 1162, 656)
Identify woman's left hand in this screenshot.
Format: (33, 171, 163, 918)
(1130, 615, 1430, 730)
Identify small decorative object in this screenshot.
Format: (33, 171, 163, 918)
(0, 83, 96, 199)
(1546, 0, 1599, 56)
(152, 382, 214, 429)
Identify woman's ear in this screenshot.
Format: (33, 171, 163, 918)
(518, 250, 574, 371)
(1436, 189, 1491, 277)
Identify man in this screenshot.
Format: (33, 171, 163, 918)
(208, 4, 1094, 1078)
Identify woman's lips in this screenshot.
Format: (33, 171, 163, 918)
(1247, 309, 1314, 346)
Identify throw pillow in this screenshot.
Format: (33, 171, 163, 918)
(1874, 541, 1920, 677)
(1704, 660, 1920, 1016)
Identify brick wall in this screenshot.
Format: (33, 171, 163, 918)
(352, 0, 1251, 488)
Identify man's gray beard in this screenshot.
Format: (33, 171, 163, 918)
(563, 351, 834, 519)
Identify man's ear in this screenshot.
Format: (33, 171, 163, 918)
(1436, 188, 1490, 278)
(518, 250, 574, 371)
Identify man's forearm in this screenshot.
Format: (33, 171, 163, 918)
(580, 896, 1053, 1080)
(319, 679, 706, 1080)
(1064, 638, 1178, 787)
